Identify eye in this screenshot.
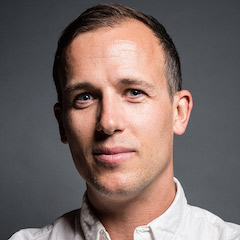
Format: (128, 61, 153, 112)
(129, 89, 143, 96)
(76, 93, 93, 101)
(73, 92, 95, 109)
(125, 89, 147, 102)
(127, 89, 146, 97)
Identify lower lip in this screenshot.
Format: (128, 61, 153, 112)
(93, 152, 134, 165)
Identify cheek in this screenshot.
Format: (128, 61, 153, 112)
(63, 112, 96, 175)
(129, 101, 174, 164)
(128, 102, 173, 137)
(64, 111, 96, 144)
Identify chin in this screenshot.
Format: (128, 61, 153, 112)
(87, 173, 149, 199)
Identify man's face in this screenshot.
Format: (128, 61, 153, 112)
(57, 20, 178, 198)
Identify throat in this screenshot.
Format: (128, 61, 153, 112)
(87, 173, 176, 240)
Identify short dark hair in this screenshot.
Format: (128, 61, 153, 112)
(53, 3, 182, 104)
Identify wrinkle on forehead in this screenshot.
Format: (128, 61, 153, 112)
(68, 39, 148, 71)
(66, 20, 165, 79)
(68, 20, 159, 58)
(74, 39, 141, 59)
(106, 40, 137, 56)
(104, 40, 146, 68)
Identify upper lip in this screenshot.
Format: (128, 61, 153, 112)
(93, 147, 135, 155)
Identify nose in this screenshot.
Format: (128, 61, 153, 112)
(96, 95, 125, 135)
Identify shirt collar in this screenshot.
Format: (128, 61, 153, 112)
(80, 178, 187, 240)
(80, 194, 110, 240)
(147, 178, 187, 239)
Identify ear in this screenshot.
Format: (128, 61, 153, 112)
(54, 103, 68, 144)
(173, 90, 193, 135)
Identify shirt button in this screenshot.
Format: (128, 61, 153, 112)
(100, 229, 109, 240)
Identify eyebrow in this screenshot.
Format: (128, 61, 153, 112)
(118, 78, 156, 93)
(63, 78, 156, 94)
(63, 82, 95, 94)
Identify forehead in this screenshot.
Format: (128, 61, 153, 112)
(64, 20, 166, 88)
(66, 20, 164, 62)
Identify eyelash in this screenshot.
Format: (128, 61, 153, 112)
(72, 92, 96, 109)
(126, 89, 146, 97)
(72, 88, 147, 108)
(75, 92, 94, 101)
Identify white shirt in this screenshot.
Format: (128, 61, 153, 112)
(9, 178, 240, 240)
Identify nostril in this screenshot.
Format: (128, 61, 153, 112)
(96, 120, 116, 136)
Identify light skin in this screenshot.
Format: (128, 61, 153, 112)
(55, 20, 192, 240)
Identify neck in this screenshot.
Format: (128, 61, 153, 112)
(87, 164, 176, 240)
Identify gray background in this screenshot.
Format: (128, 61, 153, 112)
(1, 0, 239, 239)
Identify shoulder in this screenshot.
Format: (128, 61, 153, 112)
(181, 204, 240, 240)
(9, 209, 84, 240)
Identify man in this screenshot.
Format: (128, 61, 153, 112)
(10, 3, 240, 240)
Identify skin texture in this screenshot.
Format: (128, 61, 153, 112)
(55, 20, 192, 239)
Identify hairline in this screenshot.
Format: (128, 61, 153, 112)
(60, 20, 174, 102)
(54, 5, 181, 105)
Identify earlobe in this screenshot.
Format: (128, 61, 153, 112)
(54, 103, 68, 144)
(173, 90, 193, 135)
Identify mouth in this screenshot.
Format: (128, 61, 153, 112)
(93, 147, 135, 165)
